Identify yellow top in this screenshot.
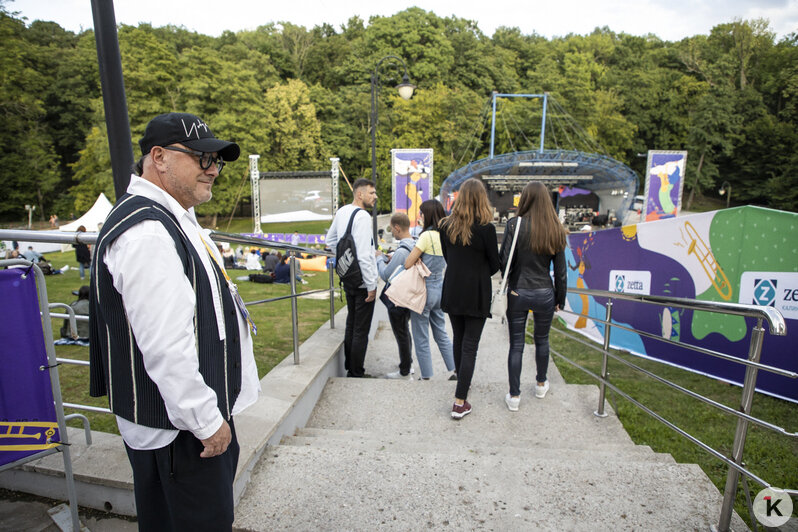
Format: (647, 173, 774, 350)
(415, 230, 443, 256)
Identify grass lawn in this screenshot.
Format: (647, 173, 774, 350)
(549, 319, 798, 526)
(38, 245, 343, 435)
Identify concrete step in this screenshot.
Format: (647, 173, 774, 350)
(281, 431, 675, 464)
(305, 378, 637, 450)
(234, 444, 746, 531)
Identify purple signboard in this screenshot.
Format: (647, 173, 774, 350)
(392, 149, 433, 229)
(642, 150, 687, 221)
(0, 268, 60, 467)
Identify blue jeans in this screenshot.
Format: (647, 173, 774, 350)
(410, 279, 455, 378)
(78, 261, 90, 280)
(506, 287, 555, 396)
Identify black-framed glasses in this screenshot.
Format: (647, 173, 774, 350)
(161, 146, 225, 173)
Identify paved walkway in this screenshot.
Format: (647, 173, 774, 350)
(234, 305, 746, 531)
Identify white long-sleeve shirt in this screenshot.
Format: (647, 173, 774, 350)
(105, 175, 260, 450)
(325, 204, 378, 291)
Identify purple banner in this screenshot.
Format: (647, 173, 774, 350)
(0, 268, 60, 467)
(392, 149, 433, 228)
(642, 150, 687, 221)
(242, 233, 327, 245)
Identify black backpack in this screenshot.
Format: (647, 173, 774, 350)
(335, 208, 365, 290)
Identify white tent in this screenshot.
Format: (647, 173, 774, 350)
(59, 193, 113, 233)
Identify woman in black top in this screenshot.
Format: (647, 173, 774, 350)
(439, 179, 500, 419)
(498, 182, 567, 411)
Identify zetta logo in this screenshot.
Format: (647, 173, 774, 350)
(753, 488, 793, 527)
(614, 275, 625, 292)
(753, 279, 777, 306)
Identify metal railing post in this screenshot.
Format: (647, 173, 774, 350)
(717, 318, 766, 532)
(289, 253, 300, 364)
(328, 264, 335, 329)
(594, 299, 613, 418)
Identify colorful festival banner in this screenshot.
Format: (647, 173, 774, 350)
(642, 150, 687, 221)
(242, 233, 327, 245)
(391, 149, 433, 229)
(561, 206, 797, 403)
(0, 268, 61, 467)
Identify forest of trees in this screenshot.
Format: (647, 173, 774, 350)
(2, 5, 797, 223)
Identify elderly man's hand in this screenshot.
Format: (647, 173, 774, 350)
(200, 420, 231, 458)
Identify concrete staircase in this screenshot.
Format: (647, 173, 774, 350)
(235, 310, 747, 531)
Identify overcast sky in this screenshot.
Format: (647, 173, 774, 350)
(8, 0, 798, 42)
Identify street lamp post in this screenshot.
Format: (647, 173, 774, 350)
(719, 181, 731, 209)
(370, 55, 415, 248)
(24, 204, 36, 229)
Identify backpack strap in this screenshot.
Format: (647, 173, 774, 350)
(344, 207, 363, 237)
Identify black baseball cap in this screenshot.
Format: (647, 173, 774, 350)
(139, 112, 240, 161)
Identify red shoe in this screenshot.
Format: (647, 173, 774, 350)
(451, 400, 472, 419)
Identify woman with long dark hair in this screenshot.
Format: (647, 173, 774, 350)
(404, 199, 456, 380)
(499, 181, 567, 411)
(439, 179, 500, 419)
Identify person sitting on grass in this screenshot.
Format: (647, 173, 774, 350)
(56, 285, 90, 346)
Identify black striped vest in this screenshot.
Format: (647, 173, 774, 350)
(89, 194, 242, 429)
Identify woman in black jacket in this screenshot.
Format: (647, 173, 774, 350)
(439, 179, 500, 419)
(499, 181, 567, 411)
(74, 225, 92, 280)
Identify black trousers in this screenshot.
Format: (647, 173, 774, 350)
(344, 286, 375, 377)
(449, 314, 487, 400)
(125, 420, 240, 532)
(387, 306, 413, 375)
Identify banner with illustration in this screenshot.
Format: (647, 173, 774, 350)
(561, 206, 797, 403)
(392, 149, 433, 229)
(642, 150, 687, 221)
(0, 268, 61, 467)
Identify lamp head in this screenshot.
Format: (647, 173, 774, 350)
(396, 73, 415, 100)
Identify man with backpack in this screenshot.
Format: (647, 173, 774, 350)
(377, 213, 416, 380)
(325, 178, 379, 377)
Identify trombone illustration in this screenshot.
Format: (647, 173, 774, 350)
(680, 221, 732, 301)
(0, 421, 60, 452)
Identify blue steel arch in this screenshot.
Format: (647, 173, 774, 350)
(440, 149, 638, 216)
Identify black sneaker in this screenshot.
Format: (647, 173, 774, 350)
(448, 372, 458, 381)
(451, 400, 472, 419)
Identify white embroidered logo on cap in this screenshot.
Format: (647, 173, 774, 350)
(181, 118, 210, 139)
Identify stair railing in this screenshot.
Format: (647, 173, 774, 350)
(551, 287, 793, 532)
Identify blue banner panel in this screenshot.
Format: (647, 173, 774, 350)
(0, 268, 60, 467)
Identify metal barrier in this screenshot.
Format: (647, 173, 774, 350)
(1, 228, 340, 410)
(552, 287, 793, 532)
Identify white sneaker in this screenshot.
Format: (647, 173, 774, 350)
(505, 393, 520, 411)
(535, 381, 550, 399)
(385, 370, 413, 381)
(60, 265, 70, 272)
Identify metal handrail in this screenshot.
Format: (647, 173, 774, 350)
(552, 286, 793, 531)
(1, 228, 341, 414)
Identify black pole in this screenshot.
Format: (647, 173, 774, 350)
(370, 72, 379, 248)
(91, 0, 133, 200)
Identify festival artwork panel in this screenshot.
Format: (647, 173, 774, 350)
(391, 149, 432, 229)
(0, 269, 61, 467)
(560, 206, 798, 403)
(642, 150, 687, 221)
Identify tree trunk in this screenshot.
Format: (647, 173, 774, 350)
(686, 148, 706, 211)
(211, 212, 218, 229)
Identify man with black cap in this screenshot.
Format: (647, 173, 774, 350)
(89, 112, 260, 531)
